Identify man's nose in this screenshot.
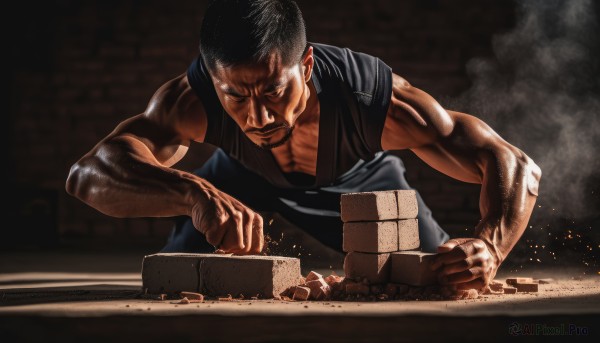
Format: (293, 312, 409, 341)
(246, 98, 274, 128)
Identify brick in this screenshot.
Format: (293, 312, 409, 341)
(141, 253, 301, 298)
(398, 219, 420, 251)
(515, 282, 538, 293)
(343, 221, 398, 253)
(390, 251, 437, 286)
(341, 191, 397, 222)
(343, 252, 391, 284)
(292, 286, 310, 301)
(503, 287, 517, 294)
(506, 277, 533, 286)
(340, 190, 418, 222)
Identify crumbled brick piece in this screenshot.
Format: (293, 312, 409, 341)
(489, 280, 504, 292)
(515, 282, 539, 292)
(180, 291, 204, 301)
(306, 271, 323, 282)
(306, 279, 331, 300)
(179, 297, 190, 304)
(293, 286, 310, 301)
(506, 277, 533, 286)
(159, 294, 167, 301)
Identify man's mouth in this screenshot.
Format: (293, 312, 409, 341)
(247, 124, 288, 138)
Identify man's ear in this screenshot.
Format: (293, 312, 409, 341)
(301, 45, 314, 83)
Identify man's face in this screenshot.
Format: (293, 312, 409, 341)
(210, 48, 314, 149)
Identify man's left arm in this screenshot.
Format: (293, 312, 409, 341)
(381, 73, 542, 290)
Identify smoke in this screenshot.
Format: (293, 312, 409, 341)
(446, 0, 600, 220)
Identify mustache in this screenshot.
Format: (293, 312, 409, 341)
(244, 122, 290, 134)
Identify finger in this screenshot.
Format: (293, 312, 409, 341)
(219, 211, 245, 252)
(437, 239, 460, 253)
(240, 210, 253, 254)
(250, 213, 264, 254)
(441, 266, 483, 285)
(438, 256, 476, 277)
(431, 242, 478, 270)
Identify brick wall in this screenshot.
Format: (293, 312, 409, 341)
(7, 0, 516, 245)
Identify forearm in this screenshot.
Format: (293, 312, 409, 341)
(66, 139, 206, 219)
(474, 146, 541, 265)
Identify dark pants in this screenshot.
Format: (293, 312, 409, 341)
(161, 149, 449, 253)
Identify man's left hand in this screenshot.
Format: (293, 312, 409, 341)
(430, 238, 499, 291)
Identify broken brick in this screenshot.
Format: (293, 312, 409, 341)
(503, 287, 517, 294)
(515, 282, 539, 292)
(293, 286, 310, 301)
(306, 271, 323, 282)
(306, 279, 331, 300)
(506, 277, 533, 286)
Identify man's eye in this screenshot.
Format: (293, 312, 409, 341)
(228, 95, 245, 102)
(267, 90, 283, 98)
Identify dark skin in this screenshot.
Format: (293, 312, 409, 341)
(66, 46, 541, 291)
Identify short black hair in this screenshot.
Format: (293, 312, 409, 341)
(199, 0, 307, 70)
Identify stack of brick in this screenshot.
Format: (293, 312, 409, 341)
(341, 190, 437, 287)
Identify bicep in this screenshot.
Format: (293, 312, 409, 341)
(381, 73, 507, 183)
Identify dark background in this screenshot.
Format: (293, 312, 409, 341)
(5, 0, 599, 273)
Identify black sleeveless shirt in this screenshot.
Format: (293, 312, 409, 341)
(186, 42, 393, 190)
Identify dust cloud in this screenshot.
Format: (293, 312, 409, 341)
(442, 0, 600, 271)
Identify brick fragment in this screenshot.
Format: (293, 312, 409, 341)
(489, 280, 504, 292)
(343, 221, 397, 253)
(506, 277, 533, 286)
(306, 279, 331, 300)
(141, 253, 301, 298)
(293, 286, 310, 301)
(503, 287, 517, 294)
(180, 291, 204, 301)
(344, 252, 391, 284)
(515, 282, 539, 292)
(390, 251, 437, 286)
(306, 271, 323, 282)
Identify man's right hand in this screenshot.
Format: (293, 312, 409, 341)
(191, 184, 264, 255)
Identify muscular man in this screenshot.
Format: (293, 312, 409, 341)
(65, 0, 541, 291)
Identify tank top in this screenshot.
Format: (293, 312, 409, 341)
(186, 42, 393, 190)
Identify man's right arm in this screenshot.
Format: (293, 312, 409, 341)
(65, 73, 263, 254)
